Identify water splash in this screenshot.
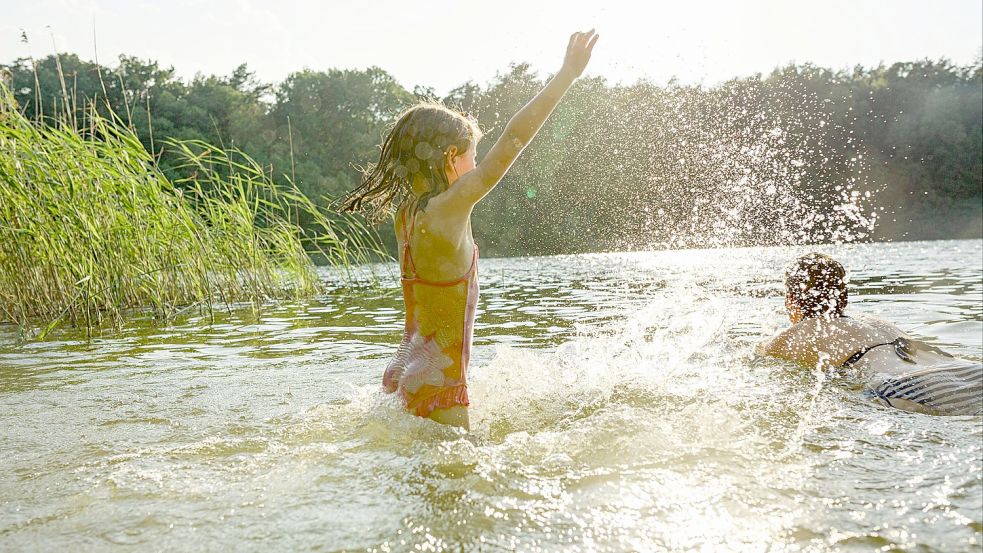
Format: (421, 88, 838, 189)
(478, 72, 882, 254)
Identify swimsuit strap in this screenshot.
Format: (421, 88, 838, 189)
(842, 337, 915, 368)
(400, 200, 419, 278)
(904, 337, 954, 359)
(892, 337, 915, 363)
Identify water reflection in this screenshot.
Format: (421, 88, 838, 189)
(0, 240, 980, 551)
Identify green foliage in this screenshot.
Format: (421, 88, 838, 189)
(0, 83, 383, 336)
(263, 67, 415, 200)
(2, 53, 979, 258)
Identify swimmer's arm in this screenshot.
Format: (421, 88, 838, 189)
(450, 30, 598, 207)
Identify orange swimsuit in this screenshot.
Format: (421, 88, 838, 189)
(382, 204, 479, 417)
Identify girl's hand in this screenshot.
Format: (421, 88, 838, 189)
(561, 30, 599, 78)
(442, 29, 598, 210)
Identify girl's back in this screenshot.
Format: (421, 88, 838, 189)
(383, 200, 480, 427)
(396, 198, 476, 281)
(765, 309, 982, 416)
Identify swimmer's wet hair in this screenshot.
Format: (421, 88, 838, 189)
(785, 253, 848, 318)
(338, 101, 481, 225)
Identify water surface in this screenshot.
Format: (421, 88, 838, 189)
(1, 240, 981, 552)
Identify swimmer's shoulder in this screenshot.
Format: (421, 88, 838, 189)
(835, 312, 907, 342)
(762, 316, 874, 367)
(759, 318, 823, 365)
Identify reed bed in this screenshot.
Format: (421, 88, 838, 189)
(0, 84, 384, 337)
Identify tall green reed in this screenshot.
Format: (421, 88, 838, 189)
(0, 83, 385, 338)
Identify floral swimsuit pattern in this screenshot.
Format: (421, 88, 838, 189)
(382, 203, 479, 417)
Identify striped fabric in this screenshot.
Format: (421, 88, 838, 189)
(867, 362, 983, 416)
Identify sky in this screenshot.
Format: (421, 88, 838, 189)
(2, 0, 981, 95)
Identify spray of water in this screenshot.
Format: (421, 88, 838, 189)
(282, 272, 833, 550)
(471, 68, 881, 255)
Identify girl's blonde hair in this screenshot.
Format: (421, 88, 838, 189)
(340, 101, 481, 224)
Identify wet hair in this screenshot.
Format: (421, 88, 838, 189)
(784, 253, 848, 318)
(339, 101, 481, 224)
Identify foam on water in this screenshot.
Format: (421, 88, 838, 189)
(248, 279, 834, 551)
(0, 241, 980, 552)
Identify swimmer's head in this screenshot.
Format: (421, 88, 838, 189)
(339, 101, 481, 224)
(784, 253, 848, 323)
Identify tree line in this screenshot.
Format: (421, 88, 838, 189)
(3, 53, 980, 256)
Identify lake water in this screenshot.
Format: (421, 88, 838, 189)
(1, 240, 981, 552)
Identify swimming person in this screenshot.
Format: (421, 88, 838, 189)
(340, 31, 599, 428)
(758, 253, 982, 416)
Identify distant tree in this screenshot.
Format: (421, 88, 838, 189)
(4, 52, 979, 252)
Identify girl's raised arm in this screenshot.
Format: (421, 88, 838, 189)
(449, 30, 598, 208)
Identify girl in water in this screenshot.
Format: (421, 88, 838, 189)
(759, 253, 982, 416)
(340, 31, 599, 428)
